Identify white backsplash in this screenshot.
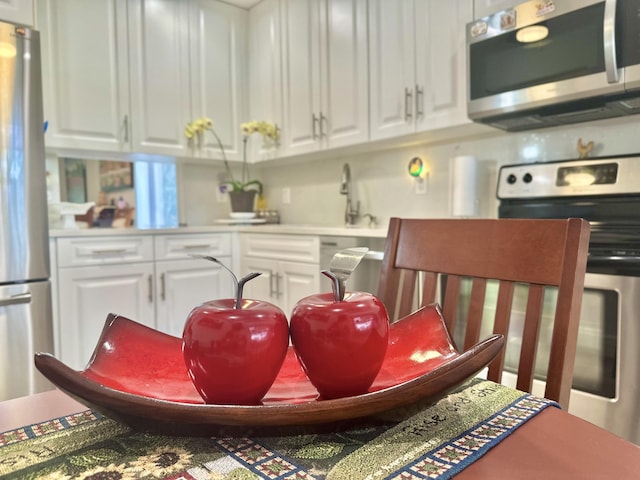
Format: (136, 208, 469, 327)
(180, 115, 640, 227)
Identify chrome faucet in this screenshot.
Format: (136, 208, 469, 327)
(340, 163, 360, 225)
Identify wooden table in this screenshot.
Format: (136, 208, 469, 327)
(1, 388, 639, 479)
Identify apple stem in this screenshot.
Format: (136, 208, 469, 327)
(236, 273, 261, 309)
(191, 255, 261, 309)
(322, 270, 345, 302)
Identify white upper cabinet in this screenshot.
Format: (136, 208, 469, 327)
(280, 0, 368, 156)
(368, 0, 415, 140)
(320, 0, 368, 149)
(248, 0, 283, 162)
(188, 0, 247, 162)
(37, 0, 130, 152)
(127, 0, 191, 156)
(36, 0, 475, 160)
(369, 0, 472, 141)
(36, 0, 247, 159)
(0, 0, 33, 26)
(414, 0, 472, 132)
(280, 0, 321, 155)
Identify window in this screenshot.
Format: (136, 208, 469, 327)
(134, 161, 178, 229)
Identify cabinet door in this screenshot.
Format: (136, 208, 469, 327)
(414, 0, 472, 132)
(278, 260, 320, 317)
(189, 0, 247, 162)
(57, 263, 155, 370)
(37, 0, 130, 152)
(240, 257, 281, 306)
(248, 0, 283, 162)
(155, 257, 233, 337)
(0, 0, 33, 25)
(128, 0, 191, 156)
(240, 256, 280, 309)
(280, 0, 322, 155)
(320, 0, 368, 149)
(368, 0, 416, 140)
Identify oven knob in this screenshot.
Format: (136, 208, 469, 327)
(523, 173, 533, 183)
(507, 174, 517, 184)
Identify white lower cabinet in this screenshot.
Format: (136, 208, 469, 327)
(57, 262, 155, 370)
(241, 257, 319, 317)
(154, 233, 234, 337)
(154, 259, 232, 338)
(240, 234, 320, 317)
(54, 232, 233, 370)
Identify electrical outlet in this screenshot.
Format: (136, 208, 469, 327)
(414, 176, 427, 195)
(282, 187, 291, 204)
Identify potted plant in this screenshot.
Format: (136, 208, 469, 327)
(184, 118, 279, 213)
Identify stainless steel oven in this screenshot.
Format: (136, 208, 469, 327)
(479, 155, 640, 445)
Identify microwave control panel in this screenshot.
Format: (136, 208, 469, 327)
(497, 157, 640, 198)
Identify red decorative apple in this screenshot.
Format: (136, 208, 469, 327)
(182, 256, 289, 405)
(290, 270, 390, 399)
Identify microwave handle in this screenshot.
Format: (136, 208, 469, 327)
(603, 0, 619, 83)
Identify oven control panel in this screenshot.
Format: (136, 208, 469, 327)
(497, 156, 640, 198)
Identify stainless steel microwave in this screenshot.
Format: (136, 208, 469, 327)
(466, 0, 640, 131)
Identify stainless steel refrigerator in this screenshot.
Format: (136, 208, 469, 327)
(0, 19, 54, 401)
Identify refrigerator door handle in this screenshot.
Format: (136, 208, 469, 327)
(0, 292, 32, 307)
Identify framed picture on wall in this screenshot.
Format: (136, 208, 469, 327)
(99, 161, 134, 192)
(63, 158, 87, 203)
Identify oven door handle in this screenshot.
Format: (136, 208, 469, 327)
(604, 0, 619, 83)
(589, 254, 640, 263)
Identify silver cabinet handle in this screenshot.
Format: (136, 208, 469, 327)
(269, 272, 274, 296)
(0, 292, 32, 307)
(268, 271, 283, 298)
(320, 240, 339, 247)
(319, 112, 326, 138)
(312, 113, 320, 140)
(160, 273, 166, 301)
(148, 274, 153, 303)
(182, 244, 211, 250)
(274, 273, 282, 297)
(123, 115, 129, 142)
(415, 84, 424, 118)
(89, 248, 128, 255)
(404, 87, 413, 121)
(603, 0, 619, 83)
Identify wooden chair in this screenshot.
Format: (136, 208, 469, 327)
(376, 217, 590, 408)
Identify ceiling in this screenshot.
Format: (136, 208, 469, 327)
(224, 0, 261, 8)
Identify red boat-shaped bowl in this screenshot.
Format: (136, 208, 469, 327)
(34, 304, 503, 436)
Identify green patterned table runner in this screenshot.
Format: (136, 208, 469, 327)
(0, 379, 558, 479)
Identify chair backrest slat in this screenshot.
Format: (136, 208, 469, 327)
(377, 217, 590, 408)
(421, 271, 439, 305)
(441, 274, 462, 337)
(516, 284, 545, 392)
(463, 277, 488, 351)
(487, 280, 516, 383)
(398, 270, 417, 318)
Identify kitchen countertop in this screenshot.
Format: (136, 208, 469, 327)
(49, 223, 389, 238)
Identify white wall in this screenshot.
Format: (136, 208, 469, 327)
(181, 115, 640, 227)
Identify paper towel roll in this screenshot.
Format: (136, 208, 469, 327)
(450, 155, 477, 217)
